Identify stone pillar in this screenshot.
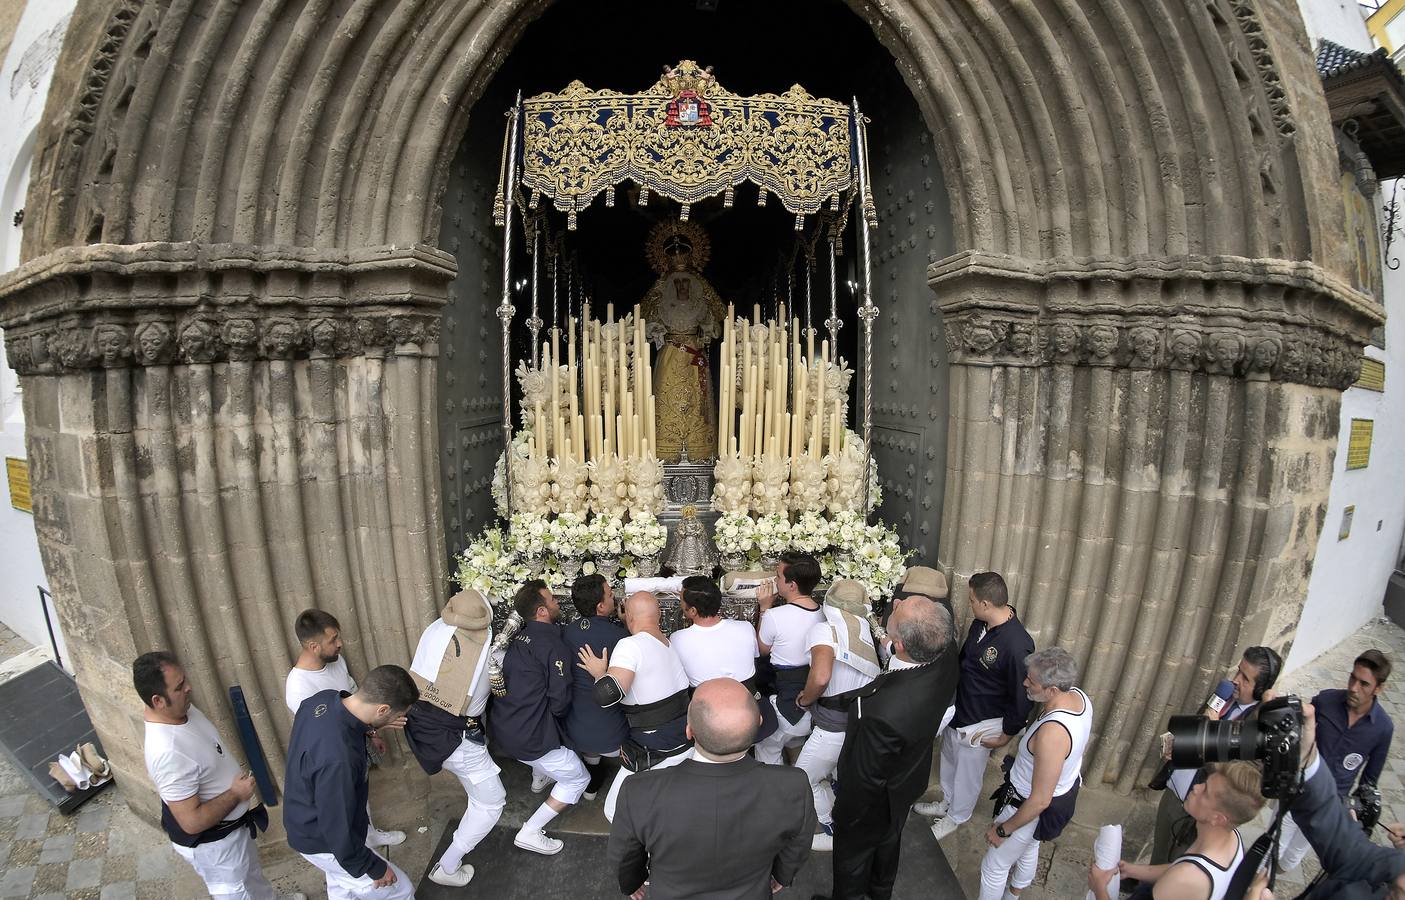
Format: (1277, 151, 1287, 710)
(0, 243, 452, 816)
(934, 254, 1371, 789)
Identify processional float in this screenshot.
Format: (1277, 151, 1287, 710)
(460, 61, 905, 622)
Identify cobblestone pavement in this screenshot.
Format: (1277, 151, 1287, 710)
(4, 616, 1405, 898)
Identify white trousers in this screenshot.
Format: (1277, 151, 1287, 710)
(301, 851, 414, 900)
(522, 746, 590, 806)
(795, 727, 847, 825)
(978, 804, 1039, 900)
(439, 736, 507, 873)
(603, 748, 693, 822)
(939, 725, 993, 825)
(171, 829, 275, 899)
(1277, 810, 1312, 871)
(754, 696, 812, 764)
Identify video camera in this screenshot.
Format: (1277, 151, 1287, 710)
(1352, 780, 1384, 835)
(1156, 695, 1304, 799)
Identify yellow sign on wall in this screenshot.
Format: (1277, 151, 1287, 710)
(1347, 419, 1374, 470)
(6, 457, 31, 513)
(1356, 357, 1386, 392)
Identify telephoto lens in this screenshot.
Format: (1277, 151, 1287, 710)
(1161, 696, 1303, 798)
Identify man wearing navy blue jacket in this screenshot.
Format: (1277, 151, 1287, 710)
(284, 665, 419, 899)
(491, 579, 590, 855)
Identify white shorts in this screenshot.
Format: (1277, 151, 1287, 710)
(523, 746, 590, 805)
(171, 828, 275, 899)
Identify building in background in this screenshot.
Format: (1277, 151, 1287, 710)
(0, 0, 74, 666)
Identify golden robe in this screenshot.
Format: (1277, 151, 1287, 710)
(641, 270, 725, 462)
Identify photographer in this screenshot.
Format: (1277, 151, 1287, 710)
(1151, 647, 1282, 864)
(1278, 650, 1395, 872)
(1088, 760, 1265, 900)
(1260, 700, 1405, 899)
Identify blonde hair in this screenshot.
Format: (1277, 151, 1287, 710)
(1207, 761, 1265, 826)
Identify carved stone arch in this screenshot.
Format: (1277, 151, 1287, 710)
(0, 0, 1386, 811)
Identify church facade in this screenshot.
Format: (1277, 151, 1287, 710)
(0, 0, 1388, 816)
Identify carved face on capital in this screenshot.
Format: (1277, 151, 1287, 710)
(1087, 325, 1119, 360)
(1169, 331, 1200, 367)
(222, 319, 257, 351)
(1251, 338, 1280, 372)
(1281, 340, 1306, 377)
(263, 320, 299, 357)
(134, 322, 171, 365)
(1129, 327, 1159, 363)
(93, 325, 130, 367)
(963, 321, 998, 354)
(1007, 324, 1034, 355)
(310, 319, 339, 355)
(1212, 333, 1243, 370)
(179, 319, 215, 361)
(1051, 324, 1080, 355)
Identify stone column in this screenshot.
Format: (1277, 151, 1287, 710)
(934, 254, 1373, 790)
(0, 243, 452, 817)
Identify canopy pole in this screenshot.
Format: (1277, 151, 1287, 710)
(853, 97, 879, 518)
(497, 95, 523, 521)
(825, 238, 841, 348)
(804, 245, 814, 336)
(528, 229, 543, 366)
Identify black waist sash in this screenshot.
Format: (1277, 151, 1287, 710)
(995, 779, 1081, 842)
(621, 688, 690, 731)
(773, 665, 811, 726)
(161, 803, 268, 848)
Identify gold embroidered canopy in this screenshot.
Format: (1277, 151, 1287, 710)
(507, 61, 854, 230)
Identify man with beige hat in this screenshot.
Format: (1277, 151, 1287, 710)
(795, 578, 882, 852)
(404, 587, 506, 888)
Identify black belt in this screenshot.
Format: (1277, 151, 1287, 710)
(774, 666, 810, 685)
(622, 688, 689, 730)
(161, 804, 268, 848)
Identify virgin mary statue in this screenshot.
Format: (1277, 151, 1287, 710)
(640, 221, 726, 462)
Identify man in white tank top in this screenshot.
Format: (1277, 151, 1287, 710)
(979, 647, 1093, 900)
(1089, 760, 1263, 900)
(753, 552, 827, 764)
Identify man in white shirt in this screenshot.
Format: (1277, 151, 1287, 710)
(671, 576, 761, 686)
(136, 651, 304, 900)
(577, 591, 693, 822)
(795, 579, 882, 852)
(404, 588, 505, 889)
(284, 609, 404, 851)
(753, 551, 826, 764)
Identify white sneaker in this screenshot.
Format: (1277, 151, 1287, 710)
(913, 798, 950, 818)
(368, 828, 406, 848)
(930, 817, 962, 842)
(428, 863, 475, 887)
(514, 827, 564, 855)
(811, 831, 834, 851)
(531, 773, 555, 793)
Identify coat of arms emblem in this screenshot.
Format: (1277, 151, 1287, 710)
(663, 61, 715, 128)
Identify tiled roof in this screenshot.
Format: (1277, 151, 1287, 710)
(1316, 38, 1405, 86)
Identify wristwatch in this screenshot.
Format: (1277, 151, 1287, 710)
(995, 823, 1009, 839)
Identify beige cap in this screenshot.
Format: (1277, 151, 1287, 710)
(442, 588, 492, 632)
(825, 579, 869, 616)
(898, 565, 949, 600)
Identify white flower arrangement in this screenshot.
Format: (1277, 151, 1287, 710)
(456, 528, 530, 605)
(546, 512, 592, 559)
(713, 511, 755, 558)
(788, 510, 831, 554)
(588, 515, 626, 557)
(507, 512, 550, 559)
(753, 513, 791, 558)
(829, 518, 909, 599)
(622, 513, 668, 558)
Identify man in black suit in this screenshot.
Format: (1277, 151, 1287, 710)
(608, 677, 817, 899)
(821, 594, 959, 900)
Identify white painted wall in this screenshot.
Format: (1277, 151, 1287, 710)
(1286, 3, 1405, 671)
(0, 0, 75, 664)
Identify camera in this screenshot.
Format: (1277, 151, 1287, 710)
(1351, 781, 1383, 835)
(1160, 695, 1304, 799)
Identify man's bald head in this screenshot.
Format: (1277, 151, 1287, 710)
(624, 591, 660, 633)
(687, 678, 760, 757)
(891, 594, 951, 663)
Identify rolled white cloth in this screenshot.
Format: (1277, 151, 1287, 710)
(1086, 824, 1122, 900)
(956, 717, 1005, 748)
(624, 576, 686, 595)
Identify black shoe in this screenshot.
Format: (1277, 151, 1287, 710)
(1119, 877, 1140, 894)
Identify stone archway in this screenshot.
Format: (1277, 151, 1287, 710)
(0, 0, 1380, 812)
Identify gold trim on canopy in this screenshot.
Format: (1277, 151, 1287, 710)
(513, 61, 853, 229)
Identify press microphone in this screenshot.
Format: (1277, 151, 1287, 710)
(1204, 679, 1235, 719)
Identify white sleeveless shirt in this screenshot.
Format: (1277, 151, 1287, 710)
(1171, 832, 1244, 900)
(1010, 688, 1093, 797)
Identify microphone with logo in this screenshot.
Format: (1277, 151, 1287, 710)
(1147, 679, 1235, 791)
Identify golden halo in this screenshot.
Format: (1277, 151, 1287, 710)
(645, 220, 711, 275)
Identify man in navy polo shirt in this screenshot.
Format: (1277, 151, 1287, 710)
(918, 571, 1035, 843)
(1280, 649, 1395, 871)
(284, 665, 419, 899)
